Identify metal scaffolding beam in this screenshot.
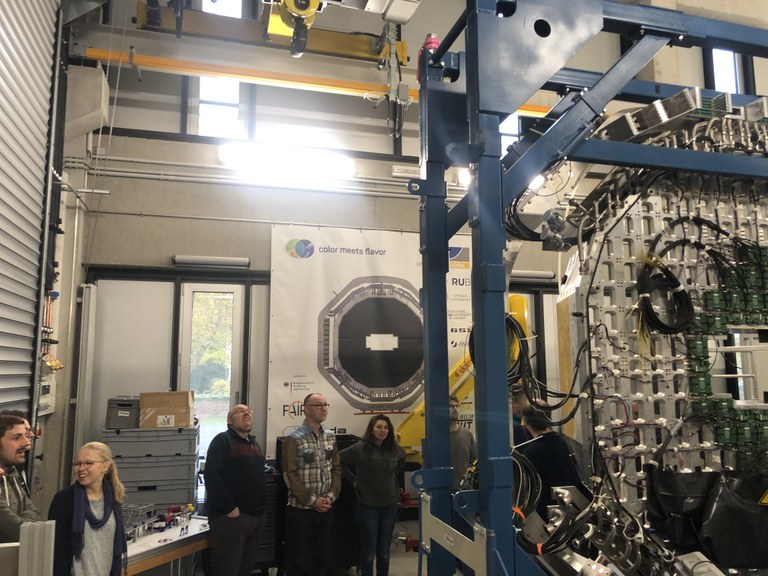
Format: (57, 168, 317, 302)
(414, 1, 768, 575)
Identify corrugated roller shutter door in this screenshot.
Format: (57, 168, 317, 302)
(0, 0, 59, 409)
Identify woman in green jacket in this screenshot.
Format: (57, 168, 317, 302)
(340, 414, 405, 576)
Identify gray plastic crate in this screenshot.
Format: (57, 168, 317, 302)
(105, 396, 140, 429)
(102, 426, 199, 457)
(116, 454, 198, 482)
(123, 478, 196, 510)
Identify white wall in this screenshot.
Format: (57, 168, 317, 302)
(88, 280, 175, 442)
(248, 284, 271, 449)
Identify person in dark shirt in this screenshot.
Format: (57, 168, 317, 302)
(340, 414, 405, 576)
(449, 394, 476, 491)
(204, 404, 267, 576)
(518, 403, 591, 521)
(509, 385, 532, 447)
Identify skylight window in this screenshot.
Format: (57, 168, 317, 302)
(712, 49, 739, 93)
(198, 0, 245, 138)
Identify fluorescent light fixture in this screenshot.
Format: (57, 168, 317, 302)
(173, 255, 251, 268)
(509, 270, 556, 281)
(391, 164, 421, 179)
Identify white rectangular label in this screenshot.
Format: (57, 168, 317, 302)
(157, 415, 176, 427)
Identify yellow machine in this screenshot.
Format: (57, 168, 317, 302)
(263, 0, 323, 57)
(396, 295, 530, 462)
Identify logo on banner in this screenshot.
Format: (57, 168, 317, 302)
(286, 239, 315, 259)
(448, 247, 470, 269)
(282, 400, 306, 419)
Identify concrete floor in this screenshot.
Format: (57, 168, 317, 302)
(185, 519, 444, 576)
(341, 519, 425, 576)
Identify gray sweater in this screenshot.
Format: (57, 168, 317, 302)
(0, 467, 39, 542)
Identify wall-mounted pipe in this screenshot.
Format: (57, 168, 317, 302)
(89, 208, 459, 238)
(63, 157, 467, 201)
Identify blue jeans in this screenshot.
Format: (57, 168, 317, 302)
(355, 502, 398, 576)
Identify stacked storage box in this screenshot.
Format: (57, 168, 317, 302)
(105, 396, 140, 429)
(102, 426, 199, 511)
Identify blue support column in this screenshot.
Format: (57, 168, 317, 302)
(467, 113, 517, 574)
(465, 7, 516, 573)
(409, 161, 456, 576)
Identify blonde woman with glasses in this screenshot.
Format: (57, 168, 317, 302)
(48, 442, 127, 576)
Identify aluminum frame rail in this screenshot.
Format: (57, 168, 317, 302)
(19, 521, 55, 576)
(412, 1, 768, 575)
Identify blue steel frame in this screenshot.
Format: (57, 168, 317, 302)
(412, 1, 768, 575)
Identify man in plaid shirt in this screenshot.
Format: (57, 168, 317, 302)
(281, 393, 341, 576)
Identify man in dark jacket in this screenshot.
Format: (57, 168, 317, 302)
(204, 404, 267, 576)
(0, 414, 38, 542)
(519, 403, 591, 521)
(0, 410, 33, 496)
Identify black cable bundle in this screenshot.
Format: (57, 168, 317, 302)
(512, 449, 542, 520)
(636, 255, 695, 335)
(467, 314, 532, 394)
(458, 449, 542, 521)
(636, 236, 697, 336)
(503, 195, 540, 242)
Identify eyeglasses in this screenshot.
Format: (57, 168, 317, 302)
(306, 403, 330, 408)
(72, 460, 105, 469)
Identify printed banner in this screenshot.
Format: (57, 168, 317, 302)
(266, 224, 473, 458)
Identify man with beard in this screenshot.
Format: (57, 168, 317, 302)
(0, 414, 38, 542)
(204, 404, 267, 576)
(0, 410, 34, 496)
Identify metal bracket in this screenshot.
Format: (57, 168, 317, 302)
(411, 466, 453, 491)
(420, 492, 489, 574)
(453, 488, 480, 516)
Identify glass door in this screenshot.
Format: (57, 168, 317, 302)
(178, 283, 245, 458)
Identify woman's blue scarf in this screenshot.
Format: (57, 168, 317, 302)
(72, 479, 127, 576)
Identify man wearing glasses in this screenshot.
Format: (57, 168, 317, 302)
(204, 404, 267, 576)
(281, 393, 341, 576)
(0, 413, 39, 542)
